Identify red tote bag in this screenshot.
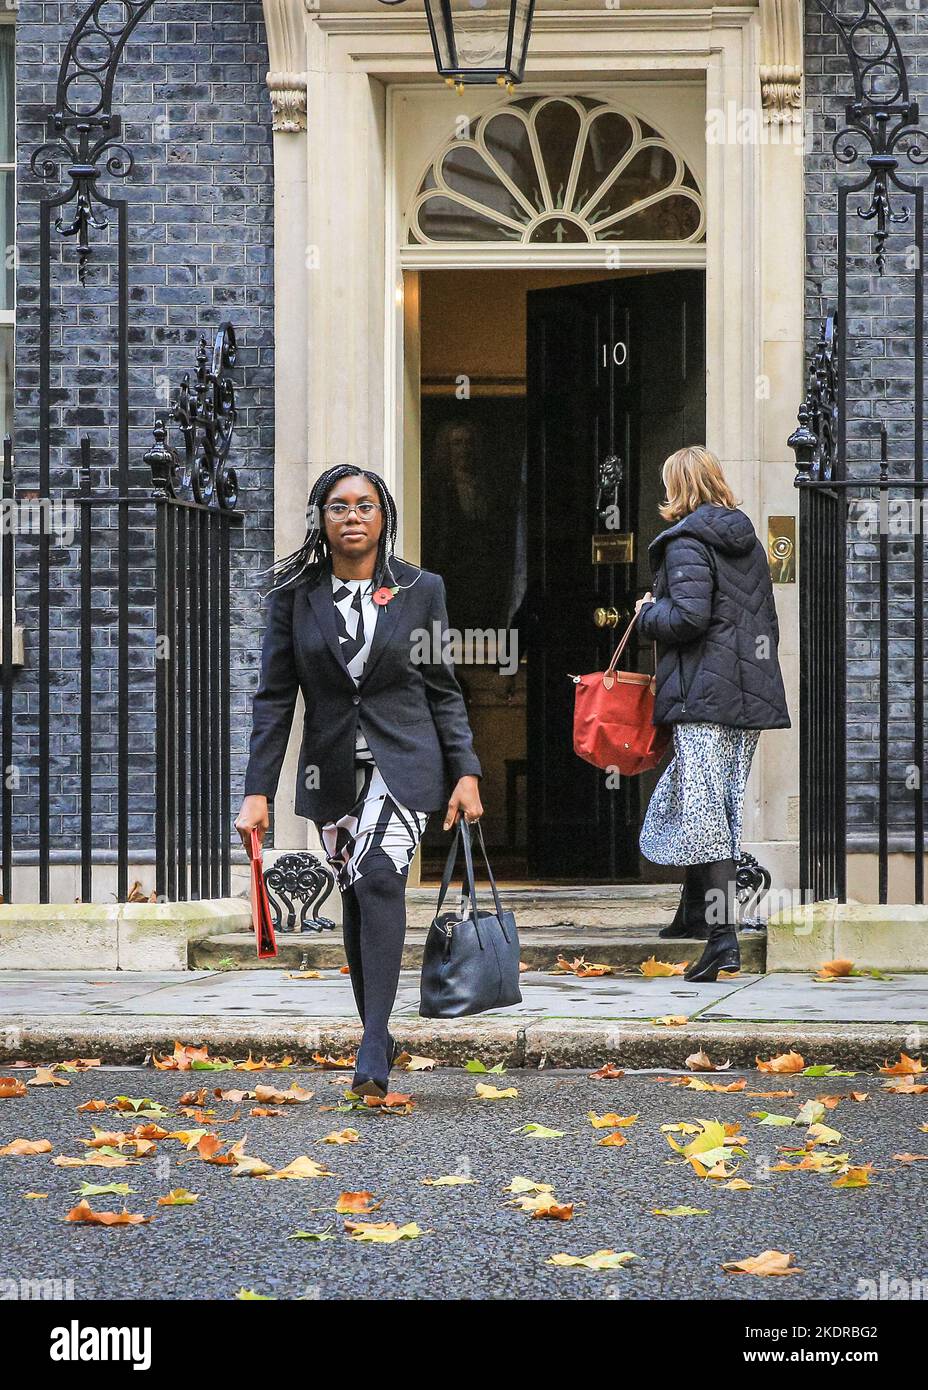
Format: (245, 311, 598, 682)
(570, 613, 671, 777)
(249, 829, 278, 959)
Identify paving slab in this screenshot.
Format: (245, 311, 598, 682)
(700, 971, 928, 1023)
(0, 970, 214, 1016)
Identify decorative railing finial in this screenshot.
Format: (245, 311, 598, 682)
(145, 324, 240, 511)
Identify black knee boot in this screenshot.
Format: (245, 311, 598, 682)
(350, 869, 408, 1097)
(340, 885, 365, 1024)
(659, 864, 709, 939)
(684, 857, 740, 982)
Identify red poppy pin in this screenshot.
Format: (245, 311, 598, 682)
(372, 585, 399, 606)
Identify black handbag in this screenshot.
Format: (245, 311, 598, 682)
(419, 819, 522, 1018)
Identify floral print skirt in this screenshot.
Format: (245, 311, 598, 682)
(639, 721, 761, 867)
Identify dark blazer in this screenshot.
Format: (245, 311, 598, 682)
(243, 557, 482, 821)
(636, 503, 790, 730)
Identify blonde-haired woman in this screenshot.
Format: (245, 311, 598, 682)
(635, 446, 790, 981)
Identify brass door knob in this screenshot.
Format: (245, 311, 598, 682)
(593, 606, 620, 628)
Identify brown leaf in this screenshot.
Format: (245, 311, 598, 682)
(685, 1050, 731, 1072)
(756, 1050, 805, 1074)
(0, 1138, 52, 1155)
(65, 1199, 149, 1226)
(311, 1053, 356, 1070)
(882, 1077, 928, 1094)
(152, 1042, 216, 1071)
(335, 1191, 381, 1214)
(362, 1092, 414, 1113)
(249, 1107, 284, 1117)
(892, 1153, 928, 1164)
(816, 957, 855, 979)
(27, 1067, 69, 1087)
(552, 954, 613, 977)
(0, 1077, 29, 1098)
(253, 1083, 314, 1105)
(589, 1063, 624, 1079)
(722, 1249, 802, 1277)
(745, 1089, 795, 1099)
(880, 1052, 926, 1076)
(597, 1132, 628, 1147)
(76, 1099, 108, 1112)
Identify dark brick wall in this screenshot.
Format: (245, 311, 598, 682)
(804, 0, 927, 850)
(12, 1, 274, 870)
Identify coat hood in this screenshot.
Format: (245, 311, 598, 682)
(648, 503, 758, 566)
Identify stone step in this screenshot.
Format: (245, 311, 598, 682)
(191, 923, 767, 973)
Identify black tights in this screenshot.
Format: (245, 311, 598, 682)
(342, 868, 408, 1081)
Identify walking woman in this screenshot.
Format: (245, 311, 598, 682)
(635, 446, 790, 982)
(235, 467, 483, 1097)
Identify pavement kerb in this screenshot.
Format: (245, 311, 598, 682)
(0, 1015, 919, 1071)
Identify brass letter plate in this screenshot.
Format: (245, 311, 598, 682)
(767, 515, 796, 583)
(592, 532, 634, 565)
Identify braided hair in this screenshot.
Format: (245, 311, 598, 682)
(264, 465, 418, 595)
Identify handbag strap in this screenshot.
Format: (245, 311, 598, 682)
(471, 819, 506, 920)
(433, 819, 505, 925)
(434, 819, 481, 927)
(605, 609, 658, 677)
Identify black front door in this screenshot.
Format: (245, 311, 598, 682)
(524, 270, 706, 879)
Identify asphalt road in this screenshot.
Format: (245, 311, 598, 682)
(0, 1062, 925, 1302)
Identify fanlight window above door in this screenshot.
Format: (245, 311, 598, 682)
(406, 95, 705, 246)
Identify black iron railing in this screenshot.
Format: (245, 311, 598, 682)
(0, 328, 243, 904)
(792, 0, 927, 904)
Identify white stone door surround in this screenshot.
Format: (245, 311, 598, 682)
(260, 0, 804, 888)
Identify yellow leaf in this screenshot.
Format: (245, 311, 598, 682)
(807, 1122, 843, 1146)
(344, 1221, 425, 1243)
(587, 1112, 637, 1129)
(319, 1129, 361, 1145)
(722, 1178, 753, 1190)
(548, 1249, 637, 1270)
(832, 1165, 875, 1188)
(261, 1156, 335, 1181)
(503, 1176, 553, 1195)
(474, 1083, 518, 1101)
(597, 1132, 628, 1147)
(653, 1016, 688, 1026)
(639, 957, 687, 978)
(397, 1054, 436, 1072)
(157, 1188, 199, 1205)
(421, 1175, 478, 1186)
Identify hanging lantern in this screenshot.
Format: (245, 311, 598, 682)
(379, 0, 536, 86)
(424, 0, 536, 85)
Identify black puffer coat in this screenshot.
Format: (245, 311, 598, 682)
(635, 503, 790, 729)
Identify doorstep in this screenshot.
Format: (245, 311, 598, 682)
(191, 886, 766, 973)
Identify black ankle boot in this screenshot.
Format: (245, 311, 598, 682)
(659, 876, 709, 939)
(684, 858, 740, 982)
(659, 864, 709, 939)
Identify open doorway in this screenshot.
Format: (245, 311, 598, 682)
(412, 267, 705, 883)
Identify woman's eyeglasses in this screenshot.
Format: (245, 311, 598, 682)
(322, 502, 382, 521)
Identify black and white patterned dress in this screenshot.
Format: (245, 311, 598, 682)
(638, 721, 760, 866)
(312, 573, 429, 891)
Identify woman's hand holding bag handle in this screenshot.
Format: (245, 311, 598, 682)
(248, 828, 278, 959)
(569, 608, 671, 776)
(419, 818, 521, 1018)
